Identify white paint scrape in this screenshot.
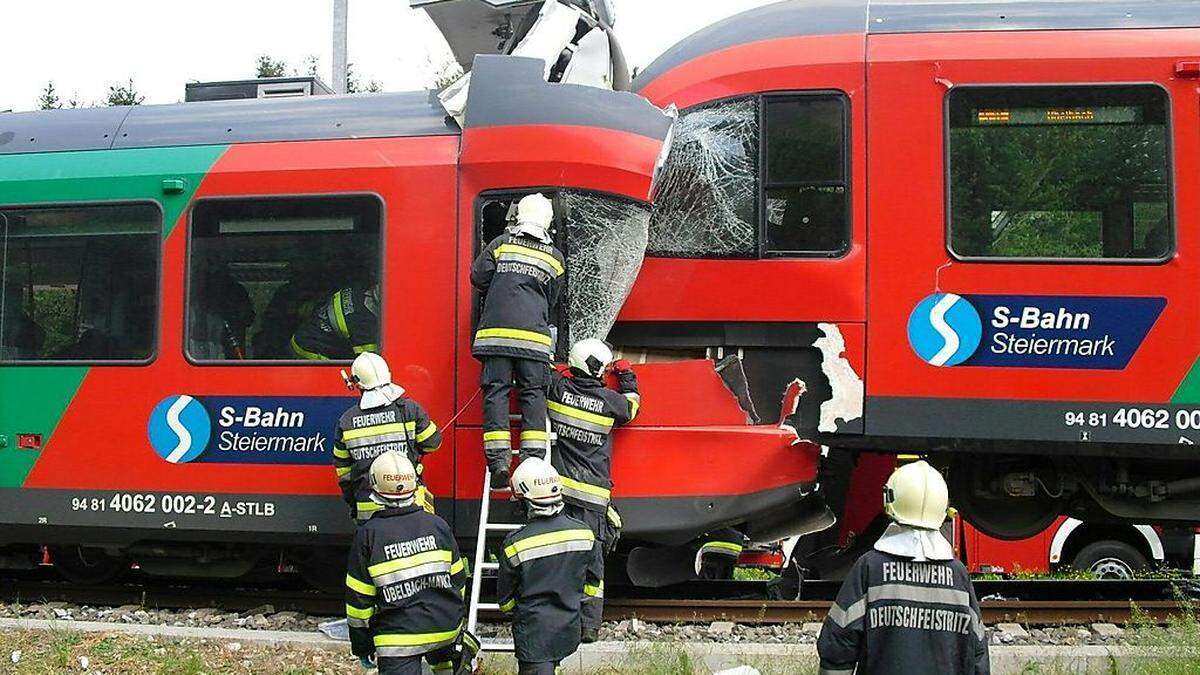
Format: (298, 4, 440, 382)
(814, 323, 864, 433)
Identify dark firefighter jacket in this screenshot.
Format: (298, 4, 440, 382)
(345, 505, 467, 659)
(817, 550, 990, 675)
(497, 510, 600, 663)
(547, 365, 639, 511)
(291, 286, 379, 360)
(334, 398, 442, 521)
(470, 233, 565, 362)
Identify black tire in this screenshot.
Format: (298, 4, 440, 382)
(1070, 540, 1149, 579)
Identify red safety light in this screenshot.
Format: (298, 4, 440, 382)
(16, 433, 42, 449)
(1177, 61, 1200, 78)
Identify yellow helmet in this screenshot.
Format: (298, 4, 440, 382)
(369, 451, 418, 505)
(883, 460, 949, 530)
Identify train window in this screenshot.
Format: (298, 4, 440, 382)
(763, 94, 850, 256)
(186, 195, 383, 362)
(948, 85, 1172, 261)
(0, 202, 160, 363)
(648, 97, 760, 258)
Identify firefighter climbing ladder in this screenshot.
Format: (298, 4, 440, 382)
(466, 419, 554, 654)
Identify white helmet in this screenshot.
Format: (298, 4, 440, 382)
(510, 457, 563, 510)
(369, 451, 418, 506)
(512, 193, 553, 243)
(568, 338, 614, 379)
(883, 460, 950, 530)
(351, 352, 405, 409)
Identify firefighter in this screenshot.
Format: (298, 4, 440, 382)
(291, 283, 380, 360)
(344, 451, 477, 675)
(547, 338, 639, 641)
(471, 193, 566, 488)
(498, 458, 599, 674)
(333, 352, 443, 522)
(817, 461, 990, 675)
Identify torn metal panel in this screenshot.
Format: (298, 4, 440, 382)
(648, 97, 759, 257)
(714, 354, 761, 425)
(419, 0, 630, 123)
(814, 322, 865, 434)
(560, 191, 650, 345)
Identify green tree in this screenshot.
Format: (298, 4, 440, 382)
(255, 55, 289, 78)
(105, 79, 144, 106)
(38, 81, 62, 110)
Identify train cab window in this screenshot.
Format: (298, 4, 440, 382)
(0, 203, 160, 362)
(763, 95, 850, 256)
(648, 97, 760, 258)
(186, 195, 383, 362)
(948, 86, 1172, 261)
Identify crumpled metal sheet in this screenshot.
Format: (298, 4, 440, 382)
(648, 97, 759, 257)
(561, 191, 650, 344)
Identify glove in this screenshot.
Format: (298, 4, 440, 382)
(612, 359, 633, 374)
(359, 654, 377, 670)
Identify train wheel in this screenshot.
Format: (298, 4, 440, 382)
(47, 546, 129, 584)
(294, 546, 347, 593)
(949, 457, 1061, 540)
(1071, 541, 1148, 579)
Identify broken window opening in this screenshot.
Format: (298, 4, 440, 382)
(560, 191, 650, 346)
(648, 97, 760, 258)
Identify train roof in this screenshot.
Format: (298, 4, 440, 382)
(635, 0, 1200, 91)
(0, 90, 458, 156)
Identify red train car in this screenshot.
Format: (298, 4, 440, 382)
(0, 45, 829, 583)
(630, 0, 1200, 548)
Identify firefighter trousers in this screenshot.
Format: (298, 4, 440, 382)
(518, 661, 560, 675)
(480, 356, 549, 467)
(566, 503, 606, 632)
(377, 645, 459, 674)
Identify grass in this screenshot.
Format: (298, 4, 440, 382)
(0, 629, 360, 674)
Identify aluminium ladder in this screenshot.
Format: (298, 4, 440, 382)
(465, 420, 554, 654)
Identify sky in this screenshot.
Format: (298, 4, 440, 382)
(0, 0, 779, 112)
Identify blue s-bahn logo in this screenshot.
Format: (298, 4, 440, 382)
(147, 396, 348, 465)
(907, 294, 1166, 370)
(907, 293, 983, 367)
(148, 395, 212, 464)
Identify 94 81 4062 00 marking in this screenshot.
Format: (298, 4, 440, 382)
(1065, 408, 1200, 431)
(69, 493, 276, 518)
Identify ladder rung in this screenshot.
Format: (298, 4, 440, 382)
(481, 642, 515, 652)
(486, 523, 521, 532)
(479, 561, 500, 570)
(476, 602, 501, 610)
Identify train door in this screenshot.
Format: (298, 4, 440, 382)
(449, 56, 672, 537)
(865, 28, 1200, 537)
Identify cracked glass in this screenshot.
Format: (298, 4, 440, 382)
(561, 191, 650, 344)
(647, 97, 759, 258)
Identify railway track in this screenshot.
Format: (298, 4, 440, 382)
(2, 578, 1195, 627)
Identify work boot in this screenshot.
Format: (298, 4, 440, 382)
(489, 465, 511, 491)
(581, 625, 599, 644)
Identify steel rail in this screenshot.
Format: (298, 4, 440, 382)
(2, 580, 1190, 627)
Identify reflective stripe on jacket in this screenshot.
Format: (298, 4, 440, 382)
(470, 234, 565, 362)
(817, 550, 990, 675)
(344, 505, 467, 660)
(291, 286, 380, 360)
(497, 511, 601, 663)
(547, 367, 639, 511)
(333, 397, 442, 521)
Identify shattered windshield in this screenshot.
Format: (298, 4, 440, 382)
(648, 97, 759, 258)
(561, 191, 650, 344)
